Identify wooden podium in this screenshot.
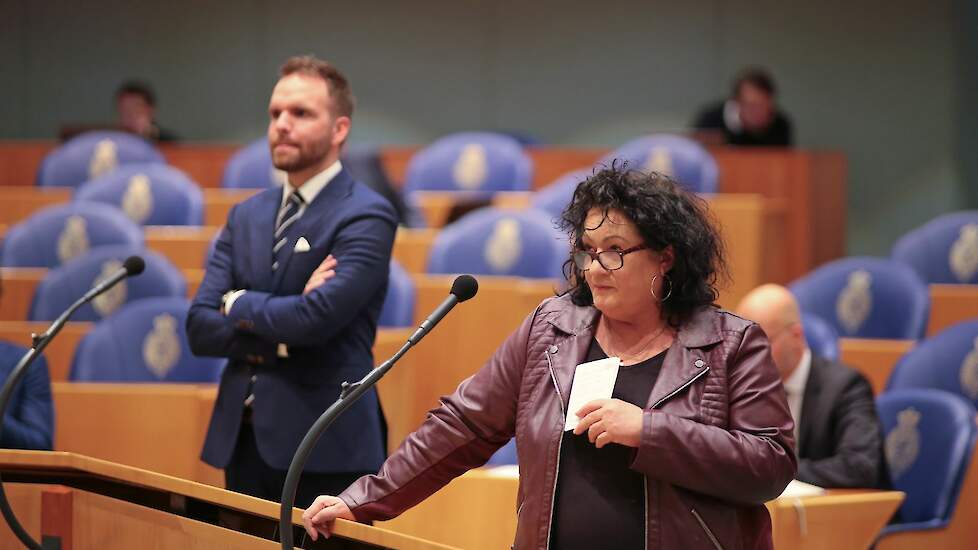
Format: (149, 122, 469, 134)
(0, 450, 454, 550)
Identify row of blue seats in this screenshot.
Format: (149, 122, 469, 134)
(35, 130, 720, 194)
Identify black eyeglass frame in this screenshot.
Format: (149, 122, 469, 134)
(572, 244, 651, 271)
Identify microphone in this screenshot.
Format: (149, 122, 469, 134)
(278, 274, 478, 549)
(0, 254, 145, 550)
(407, 274, 479, 346)
(80, 255, 145, 302)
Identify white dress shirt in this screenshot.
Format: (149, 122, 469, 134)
(783, 347, 812, 444)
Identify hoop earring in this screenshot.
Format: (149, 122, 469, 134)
(650, 274, 673, 302)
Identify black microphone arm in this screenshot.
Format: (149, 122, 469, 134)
(0, 255, 144, 550)
(279, 274, 478, 549)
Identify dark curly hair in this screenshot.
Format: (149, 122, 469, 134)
(559, 163, 728, 327)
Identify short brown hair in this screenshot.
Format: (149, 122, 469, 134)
(279, 55, 355, 118)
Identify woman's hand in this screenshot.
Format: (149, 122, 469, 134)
(574, 398, 644, 448)
(302, 495, 355, 541)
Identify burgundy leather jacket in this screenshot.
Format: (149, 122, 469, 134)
(340, 295, 797, 549)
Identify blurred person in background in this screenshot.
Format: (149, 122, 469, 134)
(693, 67, 793, 147)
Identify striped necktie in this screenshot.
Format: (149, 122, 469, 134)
(272, 191, 305, 271)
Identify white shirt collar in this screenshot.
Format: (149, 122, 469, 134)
(281, 160, 342, 207)
(784, 347, 812, 397)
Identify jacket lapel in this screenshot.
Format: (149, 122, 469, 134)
(270, 170, 354, 291)
(798, 356, 822, 455)
(647, 307, 723, 409)
(251, 189, 281, 292)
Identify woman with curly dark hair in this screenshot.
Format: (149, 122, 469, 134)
(304, 165, 796, 549)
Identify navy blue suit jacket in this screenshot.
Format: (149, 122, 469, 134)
(187, 168, 396, 473)
(0, 341, 54, 451)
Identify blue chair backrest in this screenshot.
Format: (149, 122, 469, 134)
(379, 260, 415, 328)
(887, 319, 978, 408)
(404, 132, 533, 194)
(221, 138, 286, 189)
(802, 312, 840, 362)
(70, 297, 224, 382)
(75, 163, 204, 226)
(1, 202, 144, 268)
(789, 257, 930, 340)
(28, 246, 186, 322)
(37, 131, 164, 188)
(531, 168, 594, 220)
(602, 134, 719, 193)
(427, 207, 568, 279)
(486, 439, 518, 466)
(892, 211, 978, 284)
(877, 388, 977, 526)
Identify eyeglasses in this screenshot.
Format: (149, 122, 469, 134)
(573, 244, 650, 271)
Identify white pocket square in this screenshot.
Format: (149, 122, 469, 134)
(293, 237, 311, 253)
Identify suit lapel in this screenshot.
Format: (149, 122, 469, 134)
(798, 357, 822, 455)
(270, 170, 354, 291)
(251, 189, 281, 292)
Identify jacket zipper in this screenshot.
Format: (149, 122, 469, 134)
(650, 367, 710, 409)
(545, 348, 565, 417)
(690, 507, 724, 550)
(644, 476, 649, 550)
(544, 347, 563, 550)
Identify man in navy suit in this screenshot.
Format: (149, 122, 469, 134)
(187, 56, 396, 506)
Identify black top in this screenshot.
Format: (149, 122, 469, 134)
(550, 339, 665, 550)
(693, 100, 793, 147)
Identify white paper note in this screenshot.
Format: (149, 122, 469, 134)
(564, 357, 621, 431)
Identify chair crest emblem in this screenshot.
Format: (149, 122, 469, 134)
(143, 313, 180, 379)
(452, 143, 489, 190)
(57, 215, 90, 264)
(959, 336, 978, 401)
(950, 223, 978, 283)
(88, 139, 119, 179)
(92, 259, 127, 317)
(643, 147, 674, 177)
(885, 407, 921, 479)
(121, 173, 154, 224)
(836, 270, 872, 334)
(484, 218, 521, 272)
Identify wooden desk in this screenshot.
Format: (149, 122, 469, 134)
(0, 186, 71, 226)
(145, 225, 219, 269)
(202, 188, 260, 226)
(927, 284, 978, 336)
(0, 451, 454, 549)
(769, 489, 903, 549)
(839, 338, 916, 395)
(52, 382, 223, 486)
(402, 275, 554, 436)
(393, 228, 438, 274)
(381, 468, 902, 550)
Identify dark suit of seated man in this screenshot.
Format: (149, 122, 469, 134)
(737, 284, 889, 489)
(0, 341, 54, 450)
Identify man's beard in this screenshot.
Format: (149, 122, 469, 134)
(271, 142, 333, 173)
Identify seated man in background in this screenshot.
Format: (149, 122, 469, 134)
(692, 66, 793, 147)
(736, 284, 888, 489)
(116, 80, 179, 142)
(0, 339, 54, 450)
